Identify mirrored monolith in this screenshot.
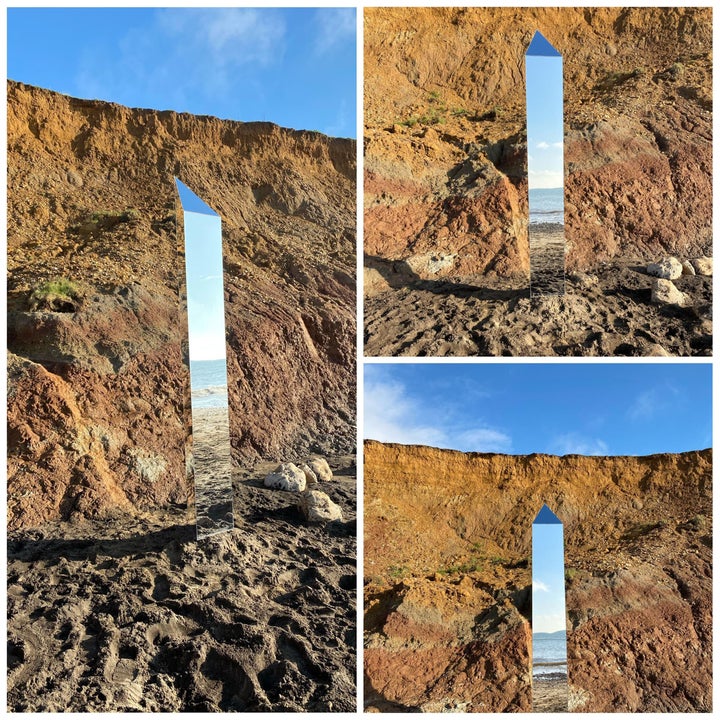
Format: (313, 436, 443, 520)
(532, 504, 568, 712)
(175, 178, 234, 539)
(526, 31, 565, 296)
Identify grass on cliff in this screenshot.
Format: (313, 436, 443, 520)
(73, 208, 139, 235)
(29, 277, 85, 312)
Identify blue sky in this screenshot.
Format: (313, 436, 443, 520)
(7, 7, 356, 138)
(526, 50, 564, 189)
(182, 208, 226, 363)
(364, 364, 712, 456)
(532, 521, 566, 634)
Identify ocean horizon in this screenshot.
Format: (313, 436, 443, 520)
(189, 358, 228, 409)
(529, 187, 564, 225)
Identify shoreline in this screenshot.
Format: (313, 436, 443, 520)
(533, 673, 569, 712)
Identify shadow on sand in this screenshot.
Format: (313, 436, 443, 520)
(365, 255, 529, 302)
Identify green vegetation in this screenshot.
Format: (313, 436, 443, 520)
(438, 559, 484, 575)
(75, 208, 139, 234)
(622, 521, 665, 541)
(29, 277, 85, 312)
(435, 541, 508, 576)
(388, 565, 408, 580)
(565, 567, 579, 582)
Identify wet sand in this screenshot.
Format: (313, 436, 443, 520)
(7, 456, 357, 712)
(529, 222, 565, 296)
(191, 406, 234, 539)
(533, 673, 568, 712)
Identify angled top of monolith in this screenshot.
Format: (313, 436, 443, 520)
(526, 31, 561, 57)
(175, 177, 219, 216)
(533, 503, 562, 524)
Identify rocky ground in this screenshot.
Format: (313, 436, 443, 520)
(364, 258, 712, 356)
(363, 7, 712, 356)
(8, 456, 357, 712)
(364, 442, 712, 712)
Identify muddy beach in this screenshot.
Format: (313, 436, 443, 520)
(7, 456, 357, 712)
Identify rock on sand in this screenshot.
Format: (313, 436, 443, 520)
(264, 463, 307, 492)
(691, 256, 712, 276)
(647, 257, 683, 280)
(309, 457, 333, 482)
(300, 463, 319, 486)
(298, 489, 343, 523)
(651, 278, 688, 307)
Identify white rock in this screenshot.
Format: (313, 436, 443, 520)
(691, 256, 712, 276)
(651, 278, 688, 307)
(681, 260, 696, 276)
(297, 490, 343, 523)
(309, 457, 333, 482)
(264, 463, 306, 492)
(647, 257, 683, 280)
(300, 463, 318, 486)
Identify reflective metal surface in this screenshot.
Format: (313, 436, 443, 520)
(176, 178, 234, 539)
(532, 503, 568, 711)
(526, 31, 565, 296)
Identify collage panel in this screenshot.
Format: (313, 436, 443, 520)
(364, 7, 712, 357)
(6, 7, 357, 712)
(363, 363, 712, 712)
(4, 4, 716, 717)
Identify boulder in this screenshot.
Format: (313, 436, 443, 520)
(300, 463, 318, 486)
(309, 457, 333, 482)
(681, 260, 696, 276)
(264, 463, 306, 492)
(691, 256, 712, 276)
(297, 489, 343, 523)
(651, 278, 688, 307)
(647, 257, 683, 280)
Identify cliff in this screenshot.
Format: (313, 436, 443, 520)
(364, 7, 712, 280)
(7, 80, 356, 530)
(364, 441, 712, 712)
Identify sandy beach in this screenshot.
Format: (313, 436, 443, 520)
(364, 258, 711, 357)
(7, 456, 357, 711)
(190, 405, 234, 538)
(533, 673, 569, 712)
(529, 223, 565, 295)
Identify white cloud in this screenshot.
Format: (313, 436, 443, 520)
(75, 9, 286, 113)
(314, 8, 355, 55)
(456, 428, 512, 453)
(627, 384, 679, 421)
(550, 433, 608, 456)
(158, 8, 285, 68)
(533, 579, 550, 592)
(537, 141, 550, 149)
(534, 612, 566, 634)
(364, 371, 511, 452)
(528, 169, 563, 189)
(364, 376, 447, 447)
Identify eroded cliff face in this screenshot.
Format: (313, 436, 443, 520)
(7, 81, 356, 531)
(364, 441, 712, 712)
(364, 7, 712, 283)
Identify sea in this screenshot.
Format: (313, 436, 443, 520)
(529, 187, 564, 225)
(189, 358, 228, 409)
(532, 634, 568, 678)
